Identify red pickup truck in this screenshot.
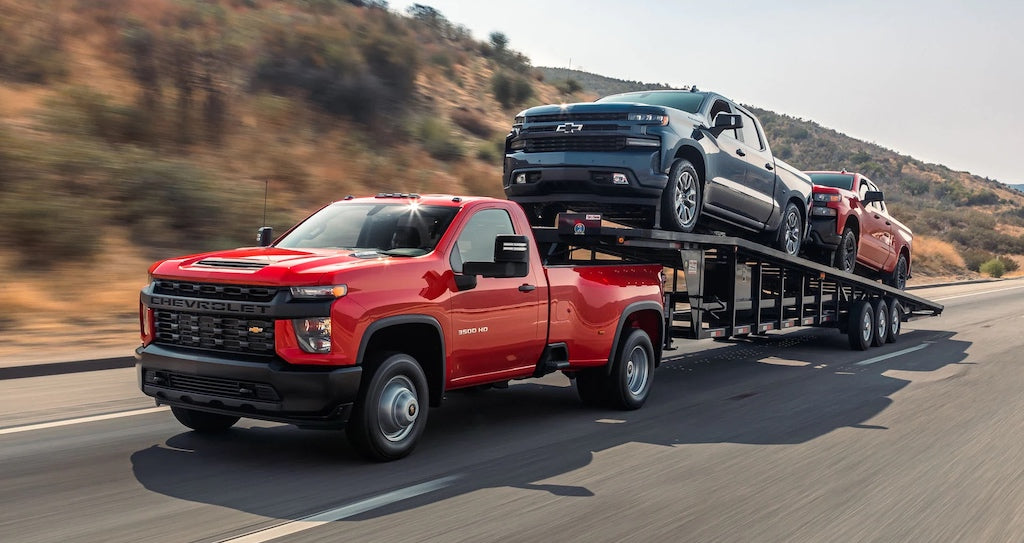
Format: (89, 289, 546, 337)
(137, 194, 665, 460)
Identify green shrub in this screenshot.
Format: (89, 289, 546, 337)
(451, 108, 493, 138)
(997, 255, 1020, 273)
(961, 249, 994, 272)
(0, 182, 104, 267)
(980, 258, 1006, 278)
(492, 71, 534, 108)
(555, 78, 583, 94)
(416, 117, 465, 161)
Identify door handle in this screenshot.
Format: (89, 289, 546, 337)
(736, 149, 746, 157)
(519, 284, 536, 292)
(765, 163, 774, 170)
(886, 221, 891, 226)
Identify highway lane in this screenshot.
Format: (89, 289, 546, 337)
(1, 279, 1023, 542)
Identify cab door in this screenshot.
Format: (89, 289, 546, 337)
(856, 179, 894, 269)
(447, 207, 545, 386)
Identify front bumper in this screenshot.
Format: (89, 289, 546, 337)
(136, 344, 361, 428)
(808, 216, 842, 249)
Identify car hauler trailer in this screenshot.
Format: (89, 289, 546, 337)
(534, 214, 943, 351)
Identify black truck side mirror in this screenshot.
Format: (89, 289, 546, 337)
(862, 191, 884, 204)
(710, 113, 743, 137)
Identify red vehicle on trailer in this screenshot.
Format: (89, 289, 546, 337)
(804, 170, 913, 289)
(137, 194, 665, 461)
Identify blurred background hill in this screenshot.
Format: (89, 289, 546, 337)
(0, 0, 1021, 353)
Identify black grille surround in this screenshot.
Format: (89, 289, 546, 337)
(524, 136, 626, 153)
(153, 310, 275, 356)
(153, 280, 277, 302)
(525, 112, 629, 123)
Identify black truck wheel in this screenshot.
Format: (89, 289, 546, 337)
(170, 406, 239, 433)
(887, 253, 909, 290)
(847, 300, 874, 351)
(605, 329, 655, 410)
(775, 202, 804, 257)
(661, 159, 702, 232)
(885, 297, 902, 343)
(871, 298, 889, 347)
(835, 227, 858, 273)
(347, 352, 429, 461)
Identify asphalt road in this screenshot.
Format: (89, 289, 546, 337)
(2, 279, 1024, 543)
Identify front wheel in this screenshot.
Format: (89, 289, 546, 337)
(887, 253, 909, 290)
(347, 352, 429, 461)
(661, 159, 702, 232)
(170, 407, 239, 433)
(835, 227, 858, 273)
(775, 202, 804, 256)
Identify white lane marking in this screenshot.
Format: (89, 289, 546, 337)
(219, 475, 461, 543)
(0, 406, 168, 435)
(855, 343, 930, 366)
(932, 284, 1024, 302)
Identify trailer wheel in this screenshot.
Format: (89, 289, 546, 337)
(662, 159, 702, 232)
(575, 368, 606, 407)
(606, 329, 655, 410)
(871, 298, 889, 347)
(170, 406, 239, 433)
(885, 298, 903, 343)
(347, 352, 429, 461)
(847, 300, 874, 351)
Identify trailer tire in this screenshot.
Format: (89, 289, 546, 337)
(575, 368, 606, 407)
(847, 300, 874, 351)
(347, 352, 429, 462)
(885, 297, 902, 343)
(170, 406, 239, 433)
(606, 329, 655, 410)
(871, 298, 889, 347)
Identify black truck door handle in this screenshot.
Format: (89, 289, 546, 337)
(765, 163, 774, 170)
(519, 284, 536, 292)
(736, 149, 746, 157)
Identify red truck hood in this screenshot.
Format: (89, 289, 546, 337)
(149, 246, 407, 285)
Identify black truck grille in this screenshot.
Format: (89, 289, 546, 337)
(526, 112, 629, 123)
(145, 370, 281, 402)
(525, 136, 626, 153)
(153, 281, 277, 302)
(153, 310, 275, 356)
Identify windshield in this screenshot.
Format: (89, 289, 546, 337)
(276, 202, 459, 256)
(596, 91, 707, 114)
(808, 173, 855, 190)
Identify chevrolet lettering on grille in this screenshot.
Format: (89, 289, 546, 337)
(148, 296, 270, 314)
(555, 122, 583, 134)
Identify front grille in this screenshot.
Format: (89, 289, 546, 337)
(524, 136, 625, 153)
(526, 112, 629, 123)
(146, 370, 281, 402)
(153, 281, 277, 302)
(523, 123, 620, 133)
(154, 310, 275, 356)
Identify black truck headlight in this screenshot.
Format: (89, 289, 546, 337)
(627, 113, 668, 125)
(293, 317, 331, 353)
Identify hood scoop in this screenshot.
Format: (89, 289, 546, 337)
(195, 258, 270, 269)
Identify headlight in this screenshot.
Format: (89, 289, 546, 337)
(293, 317, 331, 353)
(627, 113, 668, 125)
(291, 285, 347, 299)
(514, 115, 525, 125)
(813, 193, 841, 203)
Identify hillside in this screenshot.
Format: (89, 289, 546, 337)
(0, 0, 1021, 355)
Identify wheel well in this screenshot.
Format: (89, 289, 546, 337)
(363, 323, 444, 407)
(900, 246, 911, 275)
(623, 309, 663, 365)
(788, 196, 806, 225)
(843, 215, 859, 237)
(675, 146, 705, 186)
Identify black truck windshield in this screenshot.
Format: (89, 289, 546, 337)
(276, 202, 459, 255)
(808, 173, 855, 190)
(596, 91, 707, 114)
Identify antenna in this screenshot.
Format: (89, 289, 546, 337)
(256, 178, 273, 247)
(262, 178, 269, 226)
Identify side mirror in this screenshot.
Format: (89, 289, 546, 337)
(462, 235, 530, 278)
(862, 191, 884, 204)
(710, 113, 742, 137)
(256, 226, 274, 247)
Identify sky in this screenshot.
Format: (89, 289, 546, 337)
(391, 0, 1024, 185)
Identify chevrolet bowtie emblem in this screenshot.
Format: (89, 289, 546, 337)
(249, 326, 264, 334)
(555, 122, 583, 134)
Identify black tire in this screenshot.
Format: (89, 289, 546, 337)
(847, 300, 874, 351)
(605, 329, 655, 410)
(775, 202, 803, 256)
(661, 159, 702, 232)
(871, 298, 889, 347)
(170, 406, 239, 433)
(887, 253, 909, 290)
(835, 227, 858, 273)
(347, 352, 429, 461)
(885, 297, 902, 343)
(575, 368, 606, 407)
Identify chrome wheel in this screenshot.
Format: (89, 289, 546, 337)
(780, 206, 802, 256)
(624, 344, 650, 398)
(377, 375, 419, 442)
(860, 307, 873, 344)
(674, 170, 698, 229)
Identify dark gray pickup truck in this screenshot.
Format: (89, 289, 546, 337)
(503, 89, 812, 256)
